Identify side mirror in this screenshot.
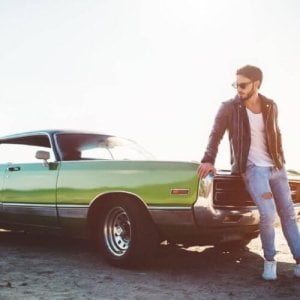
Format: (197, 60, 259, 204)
(35, 150, 50, 166)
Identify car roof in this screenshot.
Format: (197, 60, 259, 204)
(0, 129, 110, 140)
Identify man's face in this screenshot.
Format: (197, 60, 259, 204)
(235, 75, 258, 100)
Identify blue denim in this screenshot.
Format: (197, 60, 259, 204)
(242, 163, 300, 261)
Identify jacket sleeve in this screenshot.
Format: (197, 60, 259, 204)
(274, 103, 285, 162)
(201, 102, 229, 165)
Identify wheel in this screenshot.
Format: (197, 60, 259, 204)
(214, 238, 252, 251)
(97, 199, 159, 268)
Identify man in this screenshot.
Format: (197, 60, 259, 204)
(197, 65, 300, 280)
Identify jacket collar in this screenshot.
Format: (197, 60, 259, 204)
(232, 93, 274, 107)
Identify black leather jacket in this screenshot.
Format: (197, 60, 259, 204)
(201, 94, 285, 174)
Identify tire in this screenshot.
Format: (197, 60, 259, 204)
(96, 199, 159, 268)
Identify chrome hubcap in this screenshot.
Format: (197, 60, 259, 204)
(103, 206, 131, 257)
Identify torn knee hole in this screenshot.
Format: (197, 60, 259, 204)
(262, 192, 273, 200)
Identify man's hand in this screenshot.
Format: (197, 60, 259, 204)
(197, 162, 216, 179)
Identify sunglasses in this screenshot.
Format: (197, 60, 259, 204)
(232, 81, 252, 89)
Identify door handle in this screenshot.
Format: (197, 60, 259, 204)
(7, 166, 21, 172)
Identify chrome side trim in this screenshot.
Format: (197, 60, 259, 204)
(2, 203, 89, 219)
(3, 203, 57, 217)
(4, 203, 56, 207)
(148, 206, 191, 210)
(58, 204, 89, 208)
(57, 205, 89, 219)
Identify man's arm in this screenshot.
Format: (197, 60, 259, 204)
(198, 102, 229, 179)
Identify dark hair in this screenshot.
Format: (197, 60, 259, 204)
(236, 65, 263, 87)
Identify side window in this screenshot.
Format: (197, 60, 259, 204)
(0, 143, 55, 164)
(81, 147, 113, 160)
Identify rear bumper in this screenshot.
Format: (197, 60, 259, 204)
(148, 204, 260, 246)
(148, 201, 260, 229)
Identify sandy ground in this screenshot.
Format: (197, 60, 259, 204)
(0, 227, 300, 300)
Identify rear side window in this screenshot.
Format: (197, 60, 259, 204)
(56, 133, 154, 161)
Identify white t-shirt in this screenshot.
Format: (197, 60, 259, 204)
(246, 108, 274, 167)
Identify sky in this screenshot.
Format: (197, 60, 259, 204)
(1, 0, 300, 170)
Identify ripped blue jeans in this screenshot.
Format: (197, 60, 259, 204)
(242, 163, 300, 261)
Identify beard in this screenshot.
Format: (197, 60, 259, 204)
(238, 86, 256, 101)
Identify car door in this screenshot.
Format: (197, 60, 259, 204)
(0, 136, 60, 227)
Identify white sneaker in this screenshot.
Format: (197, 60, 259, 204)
(262, 260, 277, 280)
(294, 264, 300, 277)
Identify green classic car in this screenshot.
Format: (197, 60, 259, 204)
(0, 130, 299, 267)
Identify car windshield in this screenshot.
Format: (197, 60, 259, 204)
(56, 133, 154, 161)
